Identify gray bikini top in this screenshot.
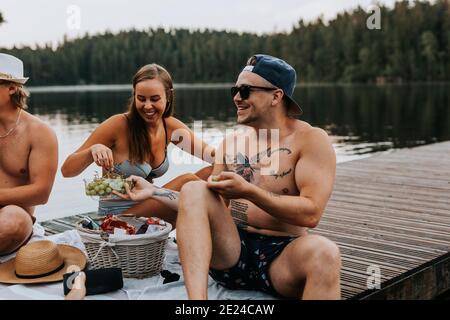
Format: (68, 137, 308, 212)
(114, 117, 170, 180)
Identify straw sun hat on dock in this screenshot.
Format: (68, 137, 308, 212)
(0, 240, 86, 284)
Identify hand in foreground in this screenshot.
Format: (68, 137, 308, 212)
(113, 175, 155, 201)
(65, 272, 86, 300)
(207, 171, 252, 199)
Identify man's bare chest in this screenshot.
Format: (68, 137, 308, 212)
(0, 132, 31, 180)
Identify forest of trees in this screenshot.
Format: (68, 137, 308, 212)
(1, 0, 449, 86)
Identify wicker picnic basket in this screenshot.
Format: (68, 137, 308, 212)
(76, 215, 172, 279)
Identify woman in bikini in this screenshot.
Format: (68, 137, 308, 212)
(61, 64, 215, 227)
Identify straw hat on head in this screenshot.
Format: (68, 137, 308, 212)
(0, 53, 29, 84)
(0, 240, 86, 284)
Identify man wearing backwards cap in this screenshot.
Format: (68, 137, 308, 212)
(176, 54, 340, 299)
(0, 53, 58, 256)
(122, 54, 339, 299)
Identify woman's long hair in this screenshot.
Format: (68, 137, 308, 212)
(126, 64, 175, 164)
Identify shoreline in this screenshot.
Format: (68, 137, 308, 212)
(27, 81, 450, 93)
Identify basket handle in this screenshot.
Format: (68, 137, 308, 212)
(92, 241, 119, 261)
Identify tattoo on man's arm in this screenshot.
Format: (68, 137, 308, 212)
(230, 200, 249, 228)
(269, 168, 293, 179)
(153, 188, 178, 201)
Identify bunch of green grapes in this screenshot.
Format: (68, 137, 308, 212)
(85, 172, 132, 197)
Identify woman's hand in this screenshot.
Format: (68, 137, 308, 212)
(206, 171, 253, 199)
(90, 144, 114, 170)
(65, 272, 86, 300)
(113, 175, 156, 201)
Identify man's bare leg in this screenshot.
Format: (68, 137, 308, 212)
(268, 234, 341, 300)
(0, 205, 34, 255)
(177, 180, 241, 300)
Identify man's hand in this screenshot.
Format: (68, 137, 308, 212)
(113, 175, 155, 201)
(207, 171, 253, 199)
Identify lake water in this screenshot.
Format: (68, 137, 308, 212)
(26, 83, 450, 221)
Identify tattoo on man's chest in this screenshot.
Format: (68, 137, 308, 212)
(228, 147, 292, 182)
(269, 168, 293, 179)
(233, 153, 256, 183)
(252, 147, 292, 161)
(230, 200, 249, 228)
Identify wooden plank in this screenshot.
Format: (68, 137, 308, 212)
(326, 207, 450, 234)
(331, 189, 450, 212)
(335, 172, 450, 190)
(339, 159, 450, 174)
(325, 201, 450, 225)
(324, 204, 450, 231)
(334, 179, 450, 199)
(340, 254, 410, 272)
(311, 230, 441, 261)
(329, 194, 450, 219)
(321, 214, 449, 239)
(329, 184, 450, 206)
(317, 219, 450, 250)
(337, 165, 450, 181)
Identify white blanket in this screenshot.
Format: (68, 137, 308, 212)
(0, 227, 276, 300)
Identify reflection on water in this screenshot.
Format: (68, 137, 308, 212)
(26, 84, 450, 221)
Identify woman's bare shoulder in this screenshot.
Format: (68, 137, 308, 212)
(104, 113, 128, 127)
(164, 116, 187, 129)
(164, 116, 191, 142)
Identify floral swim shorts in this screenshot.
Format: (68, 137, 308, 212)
(209, 227, 298, 297)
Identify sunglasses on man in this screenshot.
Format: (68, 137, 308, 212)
(230, 85, 278, 100)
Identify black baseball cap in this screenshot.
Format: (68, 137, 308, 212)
(242, 54, 303, 116)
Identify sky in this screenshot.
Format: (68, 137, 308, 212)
(0, 0, 401, 48)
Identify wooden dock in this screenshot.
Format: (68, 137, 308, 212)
(41, 141, 450, 300)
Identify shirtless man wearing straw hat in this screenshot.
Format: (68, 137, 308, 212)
(0, 53, 58, 256)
